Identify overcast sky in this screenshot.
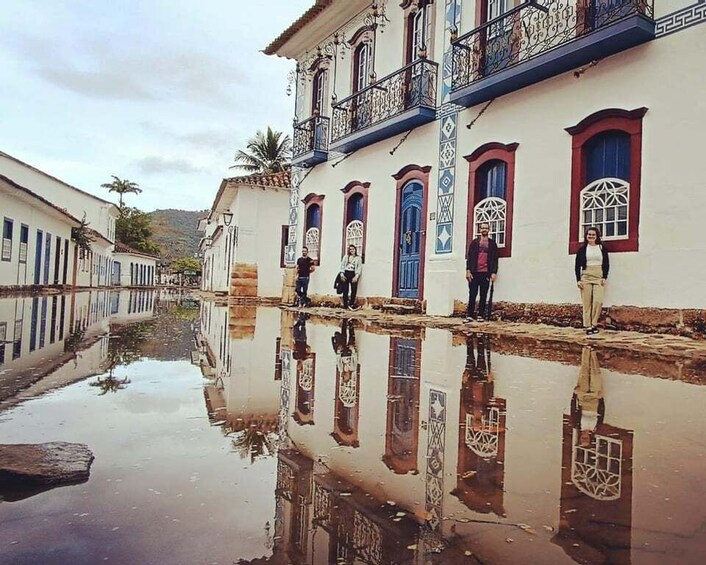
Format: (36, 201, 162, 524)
(0, 0, 311, 212)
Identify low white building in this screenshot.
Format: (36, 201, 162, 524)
(0, 150, 119, 289)
(112, 242, 158, 287)
(265, 0, 706, 322)
(200, 171, 290, 298)
(1, 174, 80, 287)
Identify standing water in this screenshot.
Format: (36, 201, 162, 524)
(1, 292, 705, 564)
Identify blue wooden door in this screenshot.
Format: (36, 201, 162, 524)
(397, 181, 423, 298)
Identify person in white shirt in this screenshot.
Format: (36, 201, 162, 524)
(339, 244, 363, 310)
(574, 227, 610, 335)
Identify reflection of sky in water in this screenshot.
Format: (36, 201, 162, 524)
(0, 359, 275, 565)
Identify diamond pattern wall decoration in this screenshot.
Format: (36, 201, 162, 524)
(425, 389, 447, 530)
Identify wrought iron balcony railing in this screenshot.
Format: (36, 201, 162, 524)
(451, 0, 654, 95)
(292, 114, 329, 163)
(331, 59, 438, 145)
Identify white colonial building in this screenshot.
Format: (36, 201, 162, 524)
(0, 150, 119, 289)
(112, 242, 158, 287)
(199, 171, 290, 298)
(266, 0, 706, 316)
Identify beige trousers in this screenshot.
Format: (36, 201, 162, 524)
(580, 265, 604, 327)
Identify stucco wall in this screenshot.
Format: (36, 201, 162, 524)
(0, 183, 75, 287)
(287, 1, 706, 311)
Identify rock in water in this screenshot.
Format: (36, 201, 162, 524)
(0, 442, 95, 485)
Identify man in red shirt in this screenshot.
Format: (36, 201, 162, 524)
(465, 222, 499, 321)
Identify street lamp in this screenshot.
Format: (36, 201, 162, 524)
(222, 211, 234, 227)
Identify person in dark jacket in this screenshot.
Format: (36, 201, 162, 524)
(465, 222, 499, 321)
(575, 227, 609, 334)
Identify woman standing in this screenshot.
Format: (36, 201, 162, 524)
(339, 244, 362, 310)
(575, 227, 609, 334)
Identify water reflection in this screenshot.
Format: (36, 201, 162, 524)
(0, 289, 159, 407)
(453, 333, 507, 518)
(216, 308, 704, 564)
(553, 346, 634, 564)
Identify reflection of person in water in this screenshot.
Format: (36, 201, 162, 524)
(331, 319, 357, 379)
(571, 346, 605, 447)
(292, 313, 310, 361)
(462, 333, 491, 384)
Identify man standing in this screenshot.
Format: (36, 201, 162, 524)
(465, 222, 498, 321)
(295, 246, 315, 307)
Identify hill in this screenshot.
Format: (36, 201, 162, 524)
(148, 209, 208, 263)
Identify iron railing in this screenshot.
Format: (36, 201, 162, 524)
(331, 59, 438, 142)
(292, 114, 330, 159)
(451, 0, 654, 91)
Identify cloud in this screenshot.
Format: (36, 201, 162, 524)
(134, 156, 205, 175)
(140, 122, 235, 152)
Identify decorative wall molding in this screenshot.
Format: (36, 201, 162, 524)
(656, 0, 706, 37)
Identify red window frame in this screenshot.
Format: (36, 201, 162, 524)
(464, 142, 518, 258)
(340, 181, 370, 262)
(566, 107, 647, 254)
(302, 193, 325, 265)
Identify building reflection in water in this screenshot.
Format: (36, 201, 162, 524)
(453, 333, 507, 517)
(553, 346, 634, 564)
(332, 318, 359, 447)
(274, 448, 419, 565)
(384, 336, 420, 474)
(198, 302, 280, 463)
(293, 313, 315, 426)
(201, 305, 705, 565)
(0, 289, 157, 406)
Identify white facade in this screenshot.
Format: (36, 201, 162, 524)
(1, 176, 78, 287)
(200, 173, 290, 297)
(268, 0, 706, 312)
(113, 246, 157, 287)
(0, 150, 119, 289)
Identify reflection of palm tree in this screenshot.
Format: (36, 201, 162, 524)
(231, 427, 276, 463)
(89, 374, 131, 395)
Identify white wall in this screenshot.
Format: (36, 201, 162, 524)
(0, 183, 76, 287)
(113, 253, 157, 287)
(0, 153, 117, 243)
(285, 1, 706, 311)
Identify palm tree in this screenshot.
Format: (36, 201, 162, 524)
(101, 175, 142, 208)
(232, 127, 291, 173)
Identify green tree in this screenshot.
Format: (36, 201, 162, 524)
(233, 126, 291, 173)
(101, 175, 142, 207)
(170, 256, 201, 274)
(116, 207, 160, 255)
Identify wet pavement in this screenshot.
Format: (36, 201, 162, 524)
(1, 293, 705, 564)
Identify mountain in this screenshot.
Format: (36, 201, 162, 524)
(148, 209, 207, 263)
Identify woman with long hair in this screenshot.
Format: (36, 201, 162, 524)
(339, 244, 362, 310)
(574, 227, 610, 334)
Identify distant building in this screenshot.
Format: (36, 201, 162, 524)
(199, 170, 290, 298)
(112, 242, 158, 287)
(266, 0, 706, 315)
(0, 150, 119, 289)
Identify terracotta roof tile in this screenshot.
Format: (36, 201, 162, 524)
(114, 241, 159, 259)
(263, 0, 334, 56)
(225, 169, 291, 189)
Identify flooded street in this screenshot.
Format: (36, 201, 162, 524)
(1, 293, 705, 564)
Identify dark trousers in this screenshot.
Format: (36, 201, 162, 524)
(341, 271, 358, 307)
(295, 276, 310, 305)
(467, 272, 490, 318)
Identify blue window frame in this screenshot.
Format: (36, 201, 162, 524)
(34, 230, 44, 284)
(478, 160, 507, 200)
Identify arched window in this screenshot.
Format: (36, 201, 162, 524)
(567, 108, 646, 253)
(302, 194, 325, 263)
(465, 143, 518, 257)
(341, 181, 370, 261)
(311, 68, 327, 115)
(353, 42, 371, 93)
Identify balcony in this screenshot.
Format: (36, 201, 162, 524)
(292, 114, 329, 167)
(330, 59, 438, 154)
(450, 0, 655, 108)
